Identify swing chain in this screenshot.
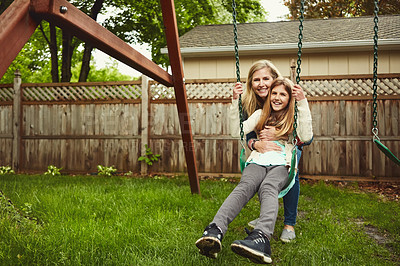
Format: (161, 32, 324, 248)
(293, 0, 305, 141)
(232, 0, 244, 142)
(372, 0, 379, 137)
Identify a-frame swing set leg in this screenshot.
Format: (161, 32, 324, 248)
(0, 0, 201, 194)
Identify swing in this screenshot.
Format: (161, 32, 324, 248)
(231, 0, 306, 193)
(371, 0, 400, 166)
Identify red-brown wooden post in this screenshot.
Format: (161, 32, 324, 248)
(29, 0, 174, 87)
(0, 0, 40, 79)
(160, 0, 200, 194)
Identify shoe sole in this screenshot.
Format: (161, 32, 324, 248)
(280, 237, 293, 243)
(231, 243, 272, 264)
(195, 236, 221, 259)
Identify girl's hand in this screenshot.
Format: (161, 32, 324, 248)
(292, 84, 306, 101)
(233, 82, 243, 100)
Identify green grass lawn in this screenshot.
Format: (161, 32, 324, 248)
(0, 174, 399, 265)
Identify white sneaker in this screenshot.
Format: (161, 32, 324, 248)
(280, 229, 296, 243)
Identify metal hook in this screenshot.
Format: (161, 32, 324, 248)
(372, 127, 380, 141)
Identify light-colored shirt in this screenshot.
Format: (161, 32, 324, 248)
(247, 140, 287, 167)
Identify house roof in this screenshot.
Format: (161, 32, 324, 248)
(173, 15, 400, 57)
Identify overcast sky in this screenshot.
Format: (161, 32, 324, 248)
(93, 0, 290, 77)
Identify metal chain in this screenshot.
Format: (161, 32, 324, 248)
(372, 0, 379, 140)
(293, 0, 305, 142)
(232, 0, 244, 142)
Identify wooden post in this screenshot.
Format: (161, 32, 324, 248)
(290, 59, 296, 83)
(12, 70, 22, 172)
(160, 0, 200, 194)
(141, 75, 149, 175)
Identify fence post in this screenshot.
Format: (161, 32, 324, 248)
(290, 59, 296, 82)
(140, 75, 149, 175)
(12, 69, 22, 172)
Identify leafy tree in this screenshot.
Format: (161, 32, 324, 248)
(283, 0, 400, 19)
(1, 0, 265, 83)
(103, 0, 266, 68)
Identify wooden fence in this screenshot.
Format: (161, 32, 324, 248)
(0, 72, 399, 181)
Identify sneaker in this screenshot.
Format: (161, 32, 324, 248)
(248, 218, 259, 229)
(195, 223, 223, 259)
(231, 228, 272, 264)
(280, 229, 296, 243)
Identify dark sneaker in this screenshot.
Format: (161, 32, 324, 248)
(195, 223, 223, 259)
(231, 228, 272, 264)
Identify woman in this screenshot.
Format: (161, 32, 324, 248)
(233, 59, 311, 242)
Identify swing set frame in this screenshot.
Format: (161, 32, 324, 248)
(0, 0, 201, 194)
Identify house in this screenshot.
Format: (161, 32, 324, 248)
(168, 15, 400, 79)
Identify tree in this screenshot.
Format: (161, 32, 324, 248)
(102, 0, 266, 68)
(1, 0, 266, 83)
(283, 0, 400, 19)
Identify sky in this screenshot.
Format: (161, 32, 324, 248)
(93, 0, 290, 77)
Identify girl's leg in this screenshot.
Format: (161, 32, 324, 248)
(282, 173, 300, 227)
(255, 165, 288, 239)
(211, 163, 266, 235)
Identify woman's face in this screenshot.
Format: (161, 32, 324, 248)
(251, 67, 274, 100)
(270, 85, 290, 112)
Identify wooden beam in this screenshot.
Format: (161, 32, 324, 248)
(0, 0, 40, 79)
(29, 0, 173, 87)
(160, 0, 200, 194)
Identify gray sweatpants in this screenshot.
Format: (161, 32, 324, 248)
(211, 163, 288, 239)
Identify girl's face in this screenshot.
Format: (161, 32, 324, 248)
(251, 67, 274, 100)
(270, 85, 290, 112)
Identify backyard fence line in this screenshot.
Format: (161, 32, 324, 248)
(0, 71, 399, 181)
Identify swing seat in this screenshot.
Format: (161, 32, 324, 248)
(240, 148, 246, 172)
(240, 146, 298, 198)
(374, 139, 400, 166)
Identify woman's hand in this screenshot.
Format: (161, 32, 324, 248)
(292, 84, 306, 101)
(253, 126, 281, 153)
(259, 126, 276, 141)
(254, 140, 282, 153)
(233, 82, 243, 100)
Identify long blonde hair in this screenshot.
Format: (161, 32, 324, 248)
(242, 60, 282, 116)
(256, 78, 295, 140)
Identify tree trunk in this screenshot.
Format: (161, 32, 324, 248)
(78, 0, 104, 82)
(49, 23, 59, 82)
(79, 44, 93, 82)
(61, 30, 73, 82)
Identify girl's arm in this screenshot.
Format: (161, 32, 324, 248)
(293, 85, 313, 142)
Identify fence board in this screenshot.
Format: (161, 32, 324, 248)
(0, 78, 399, 179)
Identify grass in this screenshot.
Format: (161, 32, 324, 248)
(0, 174, 399, 265)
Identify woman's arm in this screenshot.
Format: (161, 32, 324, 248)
(230, 100, 261, 137)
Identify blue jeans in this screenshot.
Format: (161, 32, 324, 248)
(282, 145, 306, 226)
(282, 172, 299, 226)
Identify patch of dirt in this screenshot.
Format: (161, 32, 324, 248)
(300, 179, 400, 202)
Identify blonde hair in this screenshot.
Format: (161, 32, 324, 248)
(242, 60, 282, 116)
(256, 78, 295, 140)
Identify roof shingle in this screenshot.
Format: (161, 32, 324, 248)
(179, 15, 400, 48)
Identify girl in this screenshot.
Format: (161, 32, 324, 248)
(195, 78, 313, 264)
(235, 59, 311, 242)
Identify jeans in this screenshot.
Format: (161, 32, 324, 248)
(212, 164, 288, 238)
(282, 147, 303, 226)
